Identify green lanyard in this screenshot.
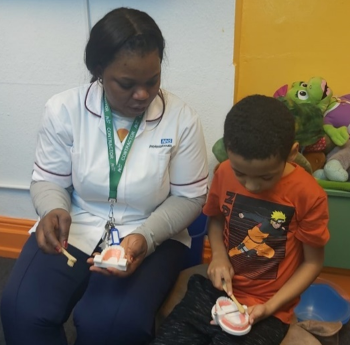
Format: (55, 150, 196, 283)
(103, 94, 144, 202)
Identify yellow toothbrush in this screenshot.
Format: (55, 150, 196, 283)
(222, 280, 245, 314)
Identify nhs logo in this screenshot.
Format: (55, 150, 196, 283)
(161, 138, 172, 144)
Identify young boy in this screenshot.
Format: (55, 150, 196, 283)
(152, 95, 330, 345)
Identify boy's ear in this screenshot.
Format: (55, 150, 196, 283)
(288, 142, 299, 162)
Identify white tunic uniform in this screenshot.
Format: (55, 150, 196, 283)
(31, 82, 208, 255)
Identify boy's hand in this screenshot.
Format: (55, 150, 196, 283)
(247, 303, 272, 325)
(207, 254, 234, 295)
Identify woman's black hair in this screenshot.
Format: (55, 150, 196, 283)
(85, 7, 165, 82)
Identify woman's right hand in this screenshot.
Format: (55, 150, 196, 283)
(35, 208, 71, 254)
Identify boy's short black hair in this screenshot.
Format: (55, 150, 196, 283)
(223, 95, 295, 161)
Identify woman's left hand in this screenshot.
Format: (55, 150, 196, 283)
(88, 233, 147, 277)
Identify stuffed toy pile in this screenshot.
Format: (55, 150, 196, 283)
(212, 77, 350, 191)
(274, 76, 350, 184)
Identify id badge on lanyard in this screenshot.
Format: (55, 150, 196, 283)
(102, 93, 144, 249)
(102, 207, 120, 248)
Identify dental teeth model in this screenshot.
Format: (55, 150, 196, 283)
(211, 297, 251, 336)
(93, 245, 127, 271)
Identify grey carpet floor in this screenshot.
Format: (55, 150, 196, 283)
(1, 256, 350, 345)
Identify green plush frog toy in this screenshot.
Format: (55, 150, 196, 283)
(281, 77, 349, 146)
(275, 77, 350, 183)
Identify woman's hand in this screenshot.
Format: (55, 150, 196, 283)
(88, 233, 148, 277)
(207, 254, 234, 295)
(35, 208, 71, 254)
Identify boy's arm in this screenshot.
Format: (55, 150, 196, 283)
(207, 214, 235, 295)
(250, 243, 324, 324)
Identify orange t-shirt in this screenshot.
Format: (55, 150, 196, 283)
(203, 161, 330, 324)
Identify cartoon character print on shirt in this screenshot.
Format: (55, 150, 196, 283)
(223, 192, 295, 280)
(229, 210, 286, 259)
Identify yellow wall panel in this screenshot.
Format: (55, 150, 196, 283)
(235, 0, 350, 101)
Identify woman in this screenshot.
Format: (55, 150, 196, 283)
(1, 7, 208, 345)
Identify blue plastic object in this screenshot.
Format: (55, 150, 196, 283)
(184, 213, 208, 269)
(295, 283, 350, 324)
